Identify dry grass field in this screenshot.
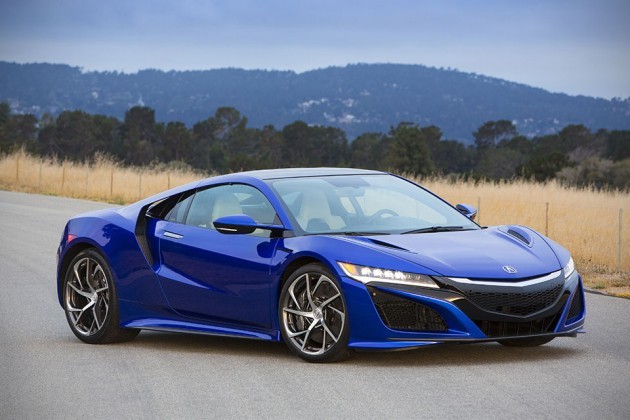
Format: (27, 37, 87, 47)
(419, 177, 630, 297)
(1, 151, 628, 296)
(0, 151, 204, 203)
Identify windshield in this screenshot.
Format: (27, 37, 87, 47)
(267, 174, 479, 235)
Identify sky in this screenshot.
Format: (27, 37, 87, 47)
(0, 0, 629, 99)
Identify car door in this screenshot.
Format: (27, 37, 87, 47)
(154, 183, 281, 330)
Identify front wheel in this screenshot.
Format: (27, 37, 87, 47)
(279, 263, 351, 363)
(498, 336, 554, 347)
(63, 249, 139, 344)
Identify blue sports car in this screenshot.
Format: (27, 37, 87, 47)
(57, 168, 585, 362)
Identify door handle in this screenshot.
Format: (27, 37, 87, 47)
(163, 231, 183, 239)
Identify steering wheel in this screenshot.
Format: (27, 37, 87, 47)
(365, 209, 399, 225)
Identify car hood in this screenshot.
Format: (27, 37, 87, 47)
(343, 226, 562, 279)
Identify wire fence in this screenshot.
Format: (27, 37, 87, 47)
(5, 152, 201, 203)
(2, 151, 629, 273)
(474, 198, 626, 273)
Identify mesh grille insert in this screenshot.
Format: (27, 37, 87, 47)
(371, 290, 448, 332)
(458, 283, 563, 316)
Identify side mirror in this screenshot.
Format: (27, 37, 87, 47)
(213, 214, 286, 235)
(456, 204, 477, 220)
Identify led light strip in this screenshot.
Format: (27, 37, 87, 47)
(447, 270, 562, 287)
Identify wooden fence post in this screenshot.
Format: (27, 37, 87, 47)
(110, 167, 114, 197)
(617, 209, 623, 273)
(85, 166, 89, 196)
(545, 202, 549, 236)
(477, 197, 481, 224)
(61, 163, 66, 192)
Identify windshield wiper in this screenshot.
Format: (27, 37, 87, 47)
(402, 226, 467, 234)
(335, 231, 390, 236)
(303, 231, 390, 237)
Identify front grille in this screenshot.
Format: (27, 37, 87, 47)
(475, 315, 557, 338)
(459, 283, 563, 316)
(371, 290, 448, 332)
(567, 286, 583, 322)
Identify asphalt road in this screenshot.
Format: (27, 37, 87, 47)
(1, 190, 629, 419)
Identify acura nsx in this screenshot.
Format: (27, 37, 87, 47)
(57, 168, 585, 362)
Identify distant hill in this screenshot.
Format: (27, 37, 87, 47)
(0, 61, 628, 142)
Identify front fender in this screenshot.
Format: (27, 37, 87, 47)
(56, 215, 169, 313)
(267, 235, 443, 333)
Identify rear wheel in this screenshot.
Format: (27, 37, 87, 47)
(63, 249, 139, 344)
(498, 336, 554, 347)
(279, 263, 351, 363)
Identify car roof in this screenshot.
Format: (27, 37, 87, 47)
(120, 168, 387, 220)
(232, 167, 385, 180)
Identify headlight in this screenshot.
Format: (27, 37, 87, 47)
(338, 262, 439, 288)
(563, 257, 575, 279)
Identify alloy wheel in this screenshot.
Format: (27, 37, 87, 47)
(64, 257, 110, 336)
(281, 272, 346, 356)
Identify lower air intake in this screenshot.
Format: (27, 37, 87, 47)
(474, 315, 557, 338)
(370, 290, 448, 332)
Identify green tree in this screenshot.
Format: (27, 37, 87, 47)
(312, 125, 349, 167)
(519, 152, 570, 181)
(256, 125, 284, 168)
(226, 127, 261, 171)
(1, 113, 38, 152)
(120, 106, 160, 165)
(350, 132, 388, 170)
(163, 121, 192, 163)
(473, 120, 517, 149)
(386, 123, 434, 176)
(282, 121, 317, 167)
(432, 140, 475, 175)
(607, 130, 630, 161)
(190, 107, 249, 172)
(54, 111, 101, 160)
(475, 148, 525, 179)
(191, 115, 220, 171)
(33, 113, 56, 155)
(0, 101, 9, 128)
(91, 114, 120, 159)
(608, 159, 630, 189)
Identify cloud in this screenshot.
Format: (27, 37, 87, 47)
(1, 0, 629, 98)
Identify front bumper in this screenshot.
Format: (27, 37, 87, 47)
(343, 270, 586, 350)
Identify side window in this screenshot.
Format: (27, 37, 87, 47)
(147, 190, 194, 223)
(184, 184, 278, 232)
(165, 193, 194, 223)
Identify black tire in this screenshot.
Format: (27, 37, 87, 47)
(498, 336, 555, 347)
(63, 249, 139, 344)
(279, 263, 351, 363)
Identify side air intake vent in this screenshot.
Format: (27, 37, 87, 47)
(135, 204, 154, 266)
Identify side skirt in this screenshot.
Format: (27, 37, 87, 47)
(123, 318, 277, 341)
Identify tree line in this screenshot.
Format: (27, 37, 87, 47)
(0, 102, 628, 188)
